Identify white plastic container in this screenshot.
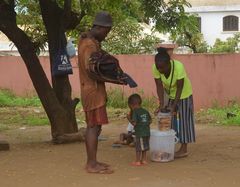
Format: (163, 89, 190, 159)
(150, 129, 178, 162)
(157, 111, 172, 131)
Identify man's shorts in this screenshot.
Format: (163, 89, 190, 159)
(85, 105, 108, 127)
(135, 136, 150, 152)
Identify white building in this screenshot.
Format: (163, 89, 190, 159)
(0, 32, 18, 56)
(186, 0, 240, 46)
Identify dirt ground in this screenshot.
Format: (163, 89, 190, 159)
(1, 122, 240, 187)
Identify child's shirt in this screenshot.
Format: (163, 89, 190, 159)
(132, 107, 151, 137)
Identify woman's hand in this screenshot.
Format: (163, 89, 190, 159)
(154, 106, 161, 116)
(170, 104, 177, 116)
(154, 105, 168, 115)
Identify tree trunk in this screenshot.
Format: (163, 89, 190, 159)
(0, 0, 84, 143)
(39, 0, 81, 136)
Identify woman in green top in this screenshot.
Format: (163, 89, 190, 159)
(153, 47, 195, 158)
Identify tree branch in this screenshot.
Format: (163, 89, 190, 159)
(62, 0, 86, 31)
(0, 0, 16, 23)
(64, 0, 72, 15)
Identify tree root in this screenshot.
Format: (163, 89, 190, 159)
(52, 127, 86, 144)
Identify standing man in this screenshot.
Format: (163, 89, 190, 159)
(78, 11, 113, 174)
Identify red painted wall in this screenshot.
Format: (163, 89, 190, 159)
(1, 54, 240, 110)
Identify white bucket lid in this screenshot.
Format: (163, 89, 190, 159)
(151, 129, 176, 136)
(157, 112, 171, 119)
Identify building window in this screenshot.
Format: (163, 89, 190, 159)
(223, 15, 239, 31)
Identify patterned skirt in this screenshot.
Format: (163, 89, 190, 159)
(170, 95, 196, 144)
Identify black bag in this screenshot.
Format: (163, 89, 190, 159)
(88, 50, 137, 88)
(52, 33, 73, 76)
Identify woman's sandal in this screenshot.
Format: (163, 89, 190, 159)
(174, 152, 188, 158)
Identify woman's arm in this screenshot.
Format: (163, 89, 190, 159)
(171, 78, 184, 113)
(154, 78, 164, 108)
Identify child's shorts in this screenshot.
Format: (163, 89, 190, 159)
(135, 136, 150, 152)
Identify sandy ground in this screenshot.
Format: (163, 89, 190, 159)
(1, 123, 240, 187)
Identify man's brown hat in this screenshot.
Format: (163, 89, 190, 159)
(93, 11, 113, 27)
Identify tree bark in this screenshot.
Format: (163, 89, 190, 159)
(39, 0, 81, 135)
(0, 0, 84, 143)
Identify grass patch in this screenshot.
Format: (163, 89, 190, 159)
(2, 111, 49, 126)
(197, 103, 240, 126)
(0, 88, 158, 110)
(107, 89, 158, 111)
(0, 123, 10, 132)
(23, 116, 49, 126)
(107, 89, 127, 108)
(0, 89, 41, 107)
(2, 89, 240, 126)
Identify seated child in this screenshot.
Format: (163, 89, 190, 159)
(128, 94, 152, 166)
(114, 122, 135, 146)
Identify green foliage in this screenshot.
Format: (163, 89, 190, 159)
(197, 103, 240, 126)
(141, 0, 191, 34)
(170, 14, 209, 53)
(103, 19, 161, 54)
(0, 90, 49, 127)
(4, 113, 49, 126)
(0, 89, 41, 107)
(173, 29, 209, 53)
(107, 89, 127, 108)
(22, 116, 49, 126)
(210, 33, 240, 53)
(15, 0, 191, 54)
(15, 0, 48, 54)
(154, 2, 210, 54)
(0, 123, 9, 132)
(106, 89, 158, 111)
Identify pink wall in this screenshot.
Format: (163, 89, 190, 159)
(1, 54, 240, 110)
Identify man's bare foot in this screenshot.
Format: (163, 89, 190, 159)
(97, 162, 110, 168)
(141, 161, 148, 165)
(85, 162, 110, 170)
(86, 164, 114, 174)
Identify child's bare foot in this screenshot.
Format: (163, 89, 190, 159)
(130, 161, 142, 166)
(141, 161, 148, 165)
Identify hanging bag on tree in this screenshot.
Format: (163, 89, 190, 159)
(52, 33, 73, 76)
